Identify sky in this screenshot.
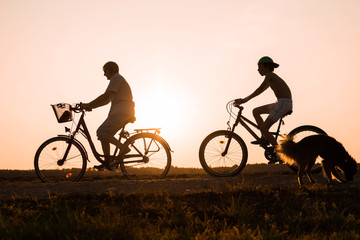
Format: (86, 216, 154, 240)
(1, 0, 360, 170)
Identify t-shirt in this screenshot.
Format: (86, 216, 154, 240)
(106, 73, 134, 114)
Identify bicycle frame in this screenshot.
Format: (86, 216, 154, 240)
(225, 106, 284, 152)
(59, 110, 145, 165)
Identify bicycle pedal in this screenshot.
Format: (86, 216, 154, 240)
(251, 139, 270, 145)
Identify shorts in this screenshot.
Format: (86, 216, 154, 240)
(97, 102, 135, 140)
(267, 99, 293, 122)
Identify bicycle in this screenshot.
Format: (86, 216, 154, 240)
(34, 103, 172, 182)
(199, 101, 327, 177)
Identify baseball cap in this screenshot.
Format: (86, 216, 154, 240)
(258, 56, 279, 68)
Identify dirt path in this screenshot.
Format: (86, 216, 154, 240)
(0, 175, 287, 199)
(2, 174, 358, 199)
(1, 165, 359, 199)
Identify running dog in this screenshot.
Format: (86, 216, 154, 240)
(276, 134, 357, 186)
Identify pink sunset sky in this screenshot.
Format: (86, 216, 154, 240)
(1, 0, 359, 169)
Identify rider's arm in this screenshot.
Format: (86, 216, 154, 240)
(82, 90, 114, 110)
(236, 77, 270, 104)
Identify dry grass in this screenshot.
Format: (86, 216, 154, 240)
(1, 180, 360, 239)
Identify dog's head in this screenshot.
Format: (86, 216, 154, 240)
(339, 156, 357, 181)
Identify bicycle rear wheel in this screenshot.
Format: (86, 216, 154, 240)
(120, 133, 171, 180)
(199, 130, 248, 177)
(34, 136, 87, 182)
(286, 125, 327, 173)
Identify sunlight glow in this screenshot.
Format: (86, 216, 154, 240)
(135, 76, 185, 134)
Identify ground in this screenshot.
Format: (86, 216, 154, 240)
(0, 164, 359, 199)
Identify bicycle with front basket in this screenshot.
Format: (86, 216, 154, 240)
(34, 103, 172, 182)
(199, 100, 327, 177)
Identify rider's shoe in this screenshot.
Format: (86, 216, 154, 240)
(251, 138, 270, 146)
(94, 164, 106, 171)
(94, 158, 112, 171)
(94, 146, 130, 171)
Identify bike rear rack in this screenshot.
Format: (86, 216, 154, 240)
(134, 128, 161, 134)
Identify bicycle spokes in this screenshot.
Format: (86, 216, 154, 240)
(199, 130, 248, 177)
(119, 133, 171, 180)
(34, 136, 87, 182)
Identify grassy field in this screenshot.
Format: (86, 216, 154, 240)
(1, 166, 360, 239)
(1, 183, 360, 239)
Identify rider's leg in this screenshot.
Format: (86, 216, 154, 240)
(97, 116, 128, 157)
(98, 137, 112, 168)
(96, 120, 122, 168)
(92, 138, 111, 170)
(95, 105, 135, 169)
(253, 104, 272, 130)
(260, 118, 277, 147)
(100, 135, 128, 152)
(96, 135, 130, 170)
(260, 118, 280, 164)
(263, 99, 293, 147)
(101, 141, 111, 156)
(252, 105, 273, 143)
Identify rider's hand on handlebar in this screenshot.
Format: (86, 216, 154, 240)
(234, 98, 246, 105)
(79, 103, 92, 112)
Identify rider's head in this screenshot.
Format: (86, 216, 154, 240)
(103, 61, 119, 80)
(257, 56, 279, 74)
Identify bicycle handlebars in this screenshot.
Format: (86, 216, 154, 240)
(70, 103, 92, 113)
(233, 102, 242, 108)
(228, 100, 243, 109)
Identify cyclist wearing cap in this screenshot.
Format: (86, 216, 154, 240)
(235, 56, 292, 162)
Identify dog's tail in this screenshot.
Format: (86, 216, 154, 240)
(276, 135, 298, 165)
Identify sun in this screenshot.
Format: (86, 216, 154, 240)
(134, 81, 186, 135)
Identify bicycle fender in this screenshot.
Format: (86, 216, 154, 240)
(155, 135, 173, 152)
(124, 133, 173, 152)
(57, 135, 90, 162)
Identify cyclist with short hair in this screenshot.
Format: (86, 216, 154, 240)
(235, 56, 292, 163)
(81, 61, 135, 169)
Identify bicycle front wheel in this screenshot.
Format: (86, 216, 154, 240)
(120, 133, 171, 180)
(199, 130, 248, 177)
(34, 136, 87, 182)
(286, 125, 327, 173)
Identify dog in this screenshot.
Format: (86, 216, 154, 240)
(276, 134, 357, 186)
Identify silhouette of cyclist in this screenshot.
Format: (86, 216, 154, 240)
(235, 56, 292, 163)
(81, 61, 135, 169)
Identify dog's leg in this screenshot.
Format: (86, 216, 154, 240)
(306, 157, 317, 184)
(298, 164, 305, 186)
(322, 160, 334, 185)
